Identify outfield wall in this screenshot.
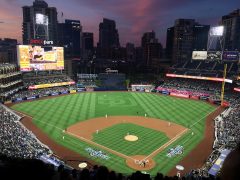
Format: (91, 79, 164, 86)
(156, 88, 229, 107)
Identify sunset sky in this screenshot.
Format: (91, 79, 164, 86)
(0, 0, 239, 47)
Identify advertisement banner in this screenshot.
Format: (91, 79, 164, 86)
(61, 91, 69, 94)
(234, 88, 240, 92)
(27, 96, 36, 100)
(51, 93, 59, 96)
(200, 96, 209, 100)
(192, 51, 207, 60)
(77, 89, 85, 92)
(207, 51, 222, 61)
(166, 74, 233, 83)
(161, 91, 169, 95)
(70, 90, 77, 94)
(16, 98, 23, 101)
(222, 51, 239, 61)
(170, 93, 189, 98)
(190, 96, 199, 100)
(28, 81, 75, 90)
(208, 149, 230, 176)
(17, 45, 64, 71)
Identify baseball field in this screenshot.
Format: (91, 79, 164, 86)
(12, 92, 217, 175)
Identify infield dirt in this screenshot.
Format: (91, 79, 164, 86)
(66, 116, 188, 170)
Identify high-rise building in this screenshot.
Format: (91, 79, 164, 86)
(58, 19, 82, 58)
(141, 31, 157, 48)
(172, 19, 195, 63)
(82, 32, 94, 60)
(222, 9, 240, 51)
(97, 18, 120, 59)
(193, 24, 210, 51)
(0, 38, 18, 64)
(22, 0, 58, 45)
(141, 31, 162, 68)
(126, 43, 135, 62)
(170, 19, 209, 63)
(166, 27, 174, 60)
(98, 18, 120, 48)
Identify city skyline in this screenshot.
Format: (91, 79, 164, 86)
(0, 0, 239, 47)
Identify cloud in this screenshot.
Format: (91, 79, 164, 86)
(0, 0, 239, 46)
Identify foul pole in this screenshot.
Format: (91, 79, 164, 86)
(221, 64, 227, 106)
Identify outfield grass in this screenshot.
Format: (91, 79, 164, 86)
(93, 123, 169, 156)
(12, 92, 216, 175)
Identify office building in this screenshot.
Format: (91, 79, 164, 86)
(58, 19, 82, 58)
(82, 32, 94, 60)
(222, 9, 240, 51)
(22, 0, 58, 45)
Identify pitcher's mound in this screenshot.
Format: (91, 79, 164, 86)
(124, 135, 138, 141)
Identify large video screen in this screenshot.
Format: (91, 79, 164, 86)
(207, 51, 222, 61)
(17, 45, 64, 71)
(35, 13, 48, 25)
(222, 51, 239, 61)
(192, 51, 207, 60)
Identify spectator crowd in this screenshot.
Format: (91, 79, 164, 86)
(1, 77, 240, 179)
(24, 75, 73, 86)
(0, 105, 50, 159)
(11, 86, 77, 100)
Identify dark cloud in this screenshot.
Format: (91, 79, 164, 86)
(0, 0, 239, 46)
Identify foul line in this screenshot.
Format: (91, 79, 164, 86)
(142, 128, 189, 161)
(189, 106, 220, 129)
(13, 110, 63, 132)
(13, 110, 33, 119)
(140, 106, 220, 162)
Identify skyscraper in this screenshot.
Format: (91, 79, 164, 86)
(193, 24, 210, 51)
(82, 32, 94, 60)
(22, 0, 58, 45)
(126, 43, 136, 62)
(98, 18, 120, 48)
(170, 19, 209, 63)
(58, 19, 82, 58)
(141, 31, 157, 48)
(141, 31, 162, 68)
(166, 27, 174, 60)
(172, 19, 195, 63)
(222, 9, 240, 51)
(0, 38, 18, 64)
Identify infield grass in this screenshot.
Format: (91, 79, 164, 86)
(93, 123, 169, 156)
(12, 92, 217, 175)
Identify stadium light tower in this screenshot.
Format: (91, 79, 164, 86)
(221, 64, 227, 106)
(207, 26, 225, 51)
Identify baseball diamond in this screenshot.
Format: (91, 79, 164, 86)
(12, 92, 217, 175)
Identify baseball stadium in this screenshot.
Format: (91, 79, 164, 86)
(1, 1, 240, 179)
(10, 91, 219, 175)
(2, 59, 239, 178)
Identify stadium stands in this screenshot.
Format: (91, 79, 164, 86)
(0, 64, 23, 102)
(169, 60, 238, 78)
(23, 76, 73, 86)
(11, 86, 77, 100)
(0, 104, 50, 159)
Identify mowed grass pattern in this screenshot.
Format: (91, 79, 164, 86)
(12, 92, 216, 175)
(93, 123, 169, 156)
